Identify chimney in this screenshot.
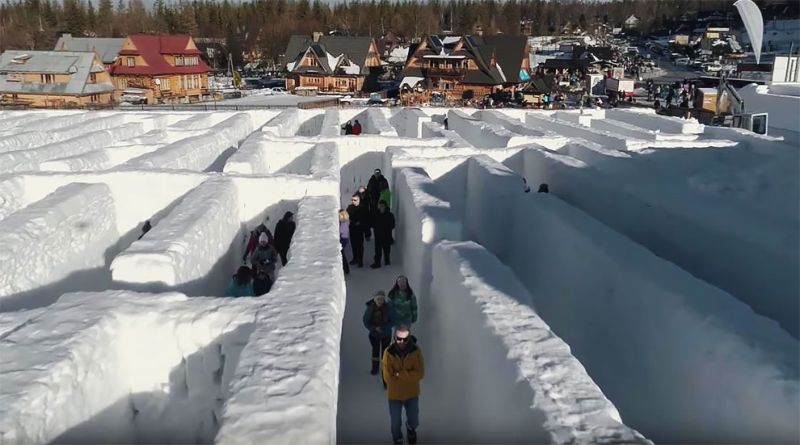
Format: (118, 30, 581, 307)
(313, 32, 323, 43)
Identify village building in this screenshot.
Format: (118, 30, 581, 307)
(0, 50, 115, 108)
(283, 35, 382, 94)
(109, 35, 212, 104)
(624, 15, 640, 30)
(54, 34, 125, 70)
(399, 35, 531, 104)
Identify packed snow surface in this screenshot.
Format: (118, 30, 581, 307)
(0, 107, 797, 445)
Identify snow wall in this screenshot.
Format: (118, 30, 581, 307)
(734, 84, 800, 143)
(506, 146, 800, 337)
(437, 154, 799, 443)
(0, 183, 118, 311)
(388, 108, 431, 138)
(0, 291, 258, 444)
(350, 108, 398, 136)
(216, 195, 346, 445)
(428, 241, 651, 445)
(447, 110, 535, 148)
(476, 110, 569, 150)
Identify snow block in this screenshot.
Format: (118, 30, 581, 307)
(420, 121, 473, 147)
(395, 167, 462, 297)
(223, 133, 315, 175)
(0, 183, 118, 308)
(502, 192, 799, 443)
(217, 195, 346, 445)
(0, 291, 257, 445)
(606, 109, 704, 135)
(552, 110, 593, 127)
(525, 112, 649, 151)
(447, 110, 534, 148)
(389, 108, 431, 138)
(0, 122, 146, 172)
(111, 177, 240, 293)
(464, 156, 521, 259)
(0, 175, 25, 220)
(319, 108, 342, 138)
(430, 240, 652, 445)
(350, 108, 398, 136)
(510, 146, 800, 337)
(123, 114, 253, 171)
(0, 112, 91, 153)
(478, 110, 569, 150)
(39, 143, 163, 172)
(261, 109, 302, 137)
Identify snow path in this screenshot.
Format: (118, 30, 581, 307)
(337, 246, 401, 444)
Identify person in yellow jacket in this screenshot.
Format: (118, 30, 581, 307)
(382, 325, 424, 445)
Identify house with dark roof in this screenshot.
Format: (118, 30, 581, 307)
(283, 35, 382, 93)
(399, 35, 531, 103)
(109, 35, 213, 104)
(0, 50, 115, 107)
(54, 34, 125, 70)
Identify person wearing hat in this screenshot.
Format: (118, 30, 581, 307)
(250, 232, 278, 295)
(363, 290, 392, 375)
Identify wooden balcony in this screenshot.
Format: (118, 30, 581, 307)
(423, 67, 466, 78)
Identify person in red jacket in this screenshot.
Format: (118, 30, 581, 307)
(352, 119, 362, 135)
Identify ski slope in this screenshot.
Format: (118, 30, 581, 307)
(0, 106, 797, 444)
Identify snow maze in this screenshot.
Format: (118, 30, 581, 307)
(0, 106, 797, 444)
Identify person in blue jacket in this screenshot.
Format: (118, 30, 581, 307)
(225, 266, 254, 297)
(363, 290, 392, 375)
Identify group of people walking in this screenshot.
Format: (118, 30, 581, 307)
(225, 211, 296, 297)
(341, 168, 395, 272)
(363, 275, 423, 445)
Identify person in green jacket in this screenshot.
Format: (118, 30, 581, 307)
(388, 275, 417, 330)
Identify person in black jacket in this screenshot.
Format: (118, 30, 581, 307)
(363, 291, 392, 375)
(346, 193, 368, 267)
(367, 169, 389, 210)
(370, 200, 395, 268)
(356, 185, 372, 240)
(273, 211, 296, 266)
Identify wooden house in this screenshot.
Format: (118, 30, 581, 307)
(283, 35, 382, 94)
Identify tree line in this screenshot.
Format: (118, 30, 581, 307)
(0, 0, 753, 65)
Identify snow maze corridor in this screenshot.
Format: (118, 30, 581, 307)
(0, 107, 797, 444)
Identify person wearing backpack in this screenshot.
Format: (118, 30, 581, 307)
(363, 291, 392, 375)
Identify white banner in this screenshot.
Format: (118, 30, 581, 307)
(734, 0, 764, 64)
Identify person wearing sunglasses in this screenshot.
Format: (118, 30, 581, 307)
(346, 193, 368, 268)
(382, 325, 424, 445)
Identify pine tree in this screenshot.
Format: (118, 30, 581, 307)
(86, 0, 97, 34)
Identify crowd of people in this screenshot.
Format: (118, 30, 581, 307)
(224, 211, 296, 297)
(649, 79, 699, 110)
(341, 168, 394, 271)
(363, 275, 423, 445)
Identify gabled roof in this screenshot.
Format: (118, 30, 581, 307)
(111, 35, 212, 76)
(286, 35, 375, 76)
(0, 50, 115, 96)
(54, 35, 125, 64)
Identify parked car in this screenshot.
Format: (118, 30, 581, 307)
(675, 57, 691, 65)
(702, 63, 722, 73)
(268, 87, 289, 95)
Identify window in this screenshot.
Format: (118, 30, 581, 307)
(90, 73, 97, 83)
(125, 57, 135, 67)
(161, 78, 171, 90)
(118, 78, 127, 89)
(175, 56, 184, 66)
(41, 74, 55, 84)
(90, 94, 98, 103)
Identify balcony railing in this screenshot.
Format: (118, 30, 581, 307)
(423, 67, 466, 77)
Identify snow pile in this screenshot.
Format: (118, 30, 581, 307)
(111, 177, 240, 294)
(0, 122, 146, 172)
(216, 196, 346, 445)
(0, 113, 91, 152)
(0, 175, 25, 220)
(122, 114, 253, 171)
(447, 110, 535, 148)
(429, 240, 651, 445)
(0, 183, 118, 310)
(0, 291, 258, 444)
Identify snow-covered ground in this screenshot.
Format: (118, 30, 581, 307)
(0, 106, 797, 444)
